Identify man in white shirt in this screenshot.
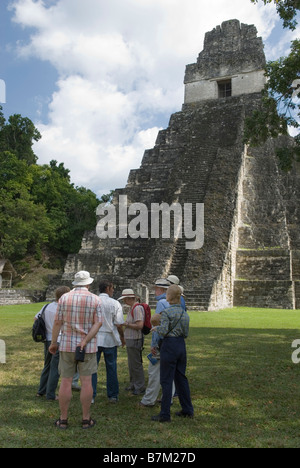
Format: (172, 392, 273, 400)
(92, 280, 125, 403)
(35, 286, 70, 400)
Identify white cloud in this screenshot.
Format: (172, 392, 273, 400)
(9, 0, 281, 196)
(36, 74, 161, 194)
(265, 25, 300, 60)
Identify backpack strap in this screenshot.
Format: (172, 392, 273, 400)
(40, 303, 50, 319)
(131, 303, 144, 319)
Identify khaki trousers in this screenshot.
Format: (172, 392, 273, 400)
(126, 338, 145, 393)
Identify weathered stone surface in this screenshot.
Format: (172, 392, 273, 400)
(234, 280, 294, 309)
(184, 20, 266, 103)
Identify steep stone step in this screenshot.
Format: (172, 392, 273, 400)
(233, 280, 294, 309)
(148, 288, 211, 311)
(235, 249, 291, 281)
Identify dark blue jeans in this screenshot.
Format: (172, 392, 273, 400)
(160, 336, 194, 420)
(37, 341, 59, 400)
(92, 346, 119, 399)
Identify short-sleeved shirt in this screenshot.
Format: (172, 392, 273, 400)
(96, 293, 125, 348)
(156, 304, 190, 339)
(124, 304, 145, 341)
(35, 301, 58, 342)
(55, 287, 102, 353)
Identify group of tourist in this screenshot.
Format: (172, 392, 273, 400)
(35, 270, 194, 429)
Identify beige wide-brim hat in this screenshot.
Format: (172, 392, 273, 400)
(72, 271, 94, 286)
(118, 288, 136, 301)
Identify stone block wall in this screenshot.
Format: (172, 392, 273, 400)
(234, 281, 294, 309)
(0, 289, 44, 306)
(184, 20, 266, 104)
(232, 137, 299, 309)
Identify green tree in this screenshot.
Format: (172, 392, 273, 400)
(0, 107, 41, 165)
(251, 0, 300, 29)
(0, 108, 102, 261)
(0, 152, 52, 259)
(29, 160, 100, 254)
(61, 186, 100, 253)
(245, 0, 300, 170)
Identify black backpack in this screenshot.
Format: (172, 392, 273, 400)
(32, 304, 49, 343)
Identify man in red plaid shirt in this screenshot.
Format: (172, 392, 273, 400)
(50, 271, 102, 429)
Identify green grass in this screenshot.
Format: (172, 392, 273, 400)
(1, 304, 300, 448)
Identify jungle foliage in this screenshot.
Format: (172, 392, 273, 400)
(0, 106, 101, 260)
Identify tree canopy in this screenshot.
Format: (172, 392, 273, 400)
(0, 106, 101, 260)
(245, 0, 300, 170)
(251, 0, 300, 30)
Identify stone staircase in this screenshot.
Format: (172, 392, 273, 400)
(161, 140, 218, 309)
(148, 285, 212, 311)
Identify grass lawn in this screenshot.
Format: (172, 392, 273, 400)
(1, 304, 300, 448)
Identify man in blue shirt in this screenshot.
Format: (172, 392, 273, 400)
(140, 278, 170, 407)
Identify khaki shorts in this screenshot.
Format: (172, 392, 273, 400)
(59, 351, 97, 378)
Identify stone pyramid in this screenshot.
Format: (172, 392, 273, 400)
(48, 20, 299, 310)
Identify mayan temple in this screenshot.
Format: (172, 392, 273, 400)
(48, 19, 300, 310)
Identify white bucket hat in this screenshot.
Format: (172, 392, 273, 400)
(118, 288, 136, 301)
(167, 275, 180, 285)
(72, 271, 94, 286)
(154, 278, 171, 289)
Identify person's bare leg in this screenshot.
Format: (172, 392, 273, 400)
(57, 377, 72, 427)
(80, 375, 93, 422)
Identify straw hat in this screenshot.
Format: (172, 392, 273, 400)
(118, 288, 136, 301)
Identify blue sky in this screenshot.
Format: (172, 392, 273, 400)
(1, 1, 58, 122)
(1, 0, 299, 197)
